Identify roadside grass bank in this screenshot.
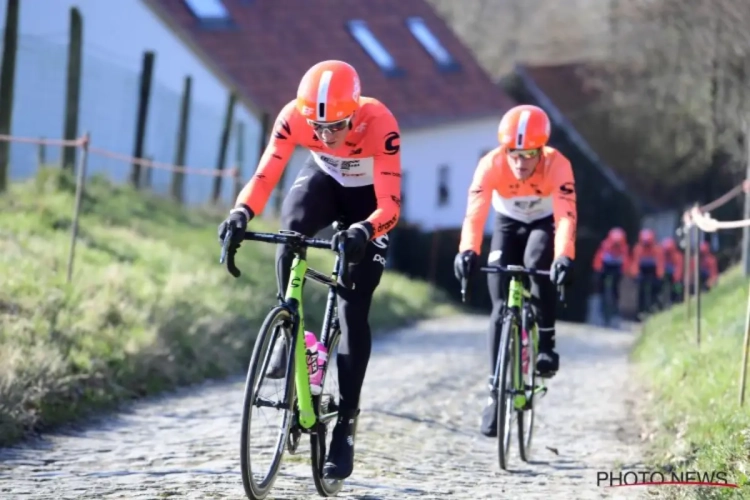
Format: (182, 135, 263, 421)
(632, 265, 750, 498)
(0, 168, 457, 447)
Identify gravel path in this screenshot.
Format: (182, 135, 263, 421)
(0, 314, 646, 499)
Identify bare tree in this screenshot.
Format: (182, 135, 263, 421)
(426, 0, 613, 77)
(587, 0, 750, 193)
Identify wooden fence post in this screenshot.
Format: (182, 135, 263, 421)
(66, 132, 90, 283)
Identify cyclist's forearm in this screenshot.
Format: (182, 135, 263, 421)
(361, 161, 402, 238)
(553, 216, 576, 260)
(362, 199, 400, 239)
(235, 144, 292, 215)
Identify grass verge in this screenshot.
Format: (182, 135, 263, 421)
(632, 265, 750, 498)
(0, 168, 457, 447)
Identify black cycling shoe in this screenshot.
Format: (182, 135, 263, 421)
(323, 409, 360, 480)
(536, 349, 559, 378)
(480, 396, 498, 437)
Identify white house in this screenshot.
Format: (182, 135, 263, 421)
(1, 0, 262, 204)
(2, 0, 515, 235)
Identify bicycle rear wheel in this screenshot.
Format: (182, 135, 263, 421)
(310, 327, 343, 496)
(517, 309, 538, 462)
(240, 306, 296, 500)
(495, 312, 516, 470)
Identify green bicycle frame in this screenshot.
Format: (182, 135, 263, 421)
(285, 256, 316, 430)
(506, 277, 539, 411)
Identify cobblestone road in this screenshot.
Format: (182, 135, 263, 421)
(0, 314, 645, 499)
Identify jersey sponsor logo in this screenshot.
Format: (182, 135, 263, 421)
(319, 155, 338, 167)
(371, 234, 389, 249)
(273, 119, 291, 140)
(384, 131, 400, 155)
(559, 182, 575, 195)
(380, 170, 401, 178)
(492, 193, 553, 223)
(376, 214, 398, 234)
(311, 152, 375, 187)
(513, 198, 543, 211)
(340, 159, 360, 171)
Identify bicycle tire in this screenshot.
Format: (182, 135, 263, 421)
(310, 327, 344, 497)
(240, 306, 296, 500)
(496, 311, 516, 471)
(517, 307, 537, 462)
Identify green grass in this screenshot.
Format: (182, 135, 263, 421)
(0, 168, 457, 447)
(632, 265, 750, 499)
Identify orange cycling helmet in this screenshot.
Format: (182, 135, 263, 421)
(639, 228, 655, 244)
(498, 104, 551, 149)
(608, 227, 626, 244)
(661, 237, 676, 250)
(296, 60, 361, 122)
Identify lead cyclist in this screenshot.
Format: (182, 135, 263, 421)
(452, 104, 578, 437)
(217, 59, 402, 480)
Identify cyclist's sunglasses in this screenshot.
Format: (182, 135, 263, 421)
(307, 116, 351, 133)
(507, 148, 542, 159)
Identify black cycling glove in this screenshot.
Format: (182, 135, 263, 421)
(218, 204, 254, 247)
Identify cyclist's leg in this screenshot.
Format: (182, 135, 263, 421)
(482, 214, 526, 437)
(523, 216, 557, 377)
(608, 264, 622, 317)
(323, 185, 387, 479)
(275, 158, 339, 294)
(267, 158, 339, 378)
(638, 264, 656, 314)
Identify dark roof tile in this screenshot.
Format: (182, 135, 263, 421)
(147, 0, 515, 128)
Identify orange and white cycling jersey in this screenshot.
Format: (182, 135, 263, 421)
(235, 96, 402, 238)
(459, 146, 577, 260)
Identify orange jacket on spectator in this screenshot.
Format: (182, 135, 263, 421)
(660, 237, 684, 283)
(593, 227, 631, 272)
(629, 229, 665, 278)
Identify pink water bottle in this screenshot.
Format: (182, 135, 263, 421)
(304, 332, 328, 395)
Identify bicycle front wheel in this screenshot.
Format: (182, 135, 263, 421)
(517, 313, 538, 462)
(240, 306, 296, 500)
(310, 327, 344, 496)
(496, 311, 516, 471)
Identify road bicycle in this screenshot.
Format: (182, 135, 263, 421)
(220, 222, 352, 499)
(461, 264, 565, 470)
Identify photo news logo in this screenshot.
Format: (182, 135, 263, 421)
(597, 470, 739, 489)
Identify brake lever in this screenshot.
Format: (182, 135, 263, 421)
(220, 229, 241, 278)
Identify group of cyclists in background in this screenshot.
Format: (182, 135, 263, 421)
(592, 226, 719, 326)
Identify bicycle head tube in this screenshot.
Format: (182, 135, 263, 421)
(285, 255, 308, 307)
(507, 277, 524, 309)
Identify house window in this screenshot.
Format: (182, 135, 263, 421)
(437, 165, 450, 206)
(183, 0, 233, 27)
(347, 20, 404, 77)
(406, 17, 461, 72)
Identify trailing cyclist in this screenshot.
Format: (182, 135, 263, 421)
(592, 227, 630, 324)
(217, 60, 402, 480)
(629, 228, 665, 317)
(452, 104, 576, 438)
(689, 240, 718, 293)
(660, 236, 684, 305)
